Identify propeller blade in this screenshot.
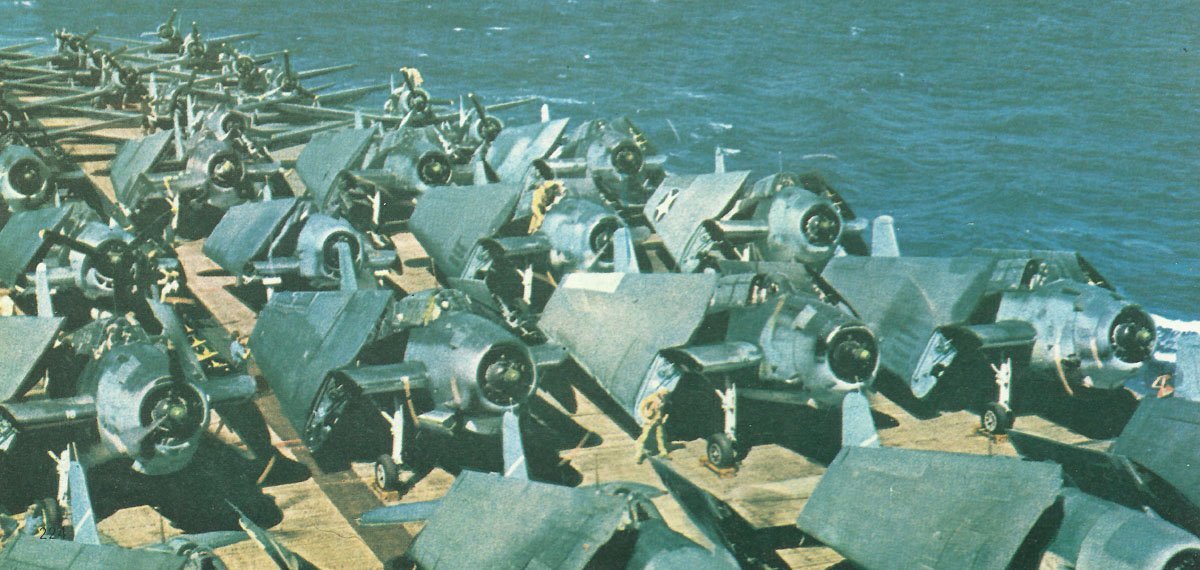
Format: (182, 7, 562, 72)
(170, 530, 248, 551)
(501, 408, 527, 480)
(336, 240, 357, 292)
(841, 390, 879, 448)
(358, 500, 442, 526)
(65, 444, 100, 545)
(31, 263, 55, 319)
(229, 501, 306, 570)
(468, 92, 487, 119)
(39, 228, 100, 259)
(146, 300, 208, 386)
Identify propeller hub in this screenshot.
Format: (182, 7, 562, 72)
(206, 151, 245, 188)
(1110, 307, 1156, 364)
(8, 157, 45, 197)
(588, 218, 620, 263)
(416, 152, 453, 186)
(828, 327, 878, 383)
(405, 89, 430, 114)
(610, 140, 644, 175)
(476, 116, 503, 142)
(802, 204, 842, 247)
(478, 346, 535, 408)
(141, 381, 205, 445)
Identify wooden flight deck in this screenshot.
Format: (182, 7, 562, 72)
(12, 109, 1114, 569)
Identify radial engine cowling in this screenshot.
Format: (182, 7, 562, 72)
(88, 343, 210, 476)
(755, 188, 843, 268)
(996, 280, 1155, 390)
(185, 139, 249, 209)
(0, 145, 51, 212)
(60, 222, 136, 300)
(539, 197, 624, 274)
(380, 128, 453, 189)
(405, 312, 537, 432)
(729, 295, 878, 408)
(296, 213, 364, 283)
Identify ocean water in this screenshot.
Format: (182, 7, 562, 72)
(3, 1, 1196, 322)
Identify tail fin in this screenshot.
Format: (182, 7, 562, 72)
(870, 215, 899, 257)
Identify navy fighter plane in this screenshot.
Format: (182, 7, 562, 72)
(819, 215, 1156, 434)
(536, 271, 878, 468)
(202, 196, 396, 295)
(0, 202, 180, 321)
(109, 111, 292, 239)
(249, 278, 567, 491)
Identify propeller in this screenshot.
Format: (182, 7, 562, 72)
(1109, 307, 1155, 364)
(468, 92, 503, 143)
(827, 327, 878, 383)
(156, 9, 179, 41)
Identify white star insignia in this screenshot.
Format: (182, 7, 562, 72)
(653, 188, 680, 223)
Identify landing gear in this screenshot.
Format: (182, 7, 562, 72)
(374, 455, 401, 491)
(980, 358, 1015, 436)
(375, 406, 407, 491)
(706, 433, 738, 469)
(980, 403, 1014, 435)
(706, 381, 742, 469)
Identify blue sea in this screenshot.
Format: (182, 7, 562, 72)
(3, 1, 1196, 328)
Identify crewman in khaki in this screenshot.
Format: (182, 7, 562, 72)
(634, 388, 671, 464)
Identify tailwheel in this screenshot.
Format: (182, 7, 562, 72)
(980, 403, 1014, 435)
(374, 455, 401, 491)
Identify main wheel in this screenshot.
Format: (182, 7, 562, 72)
(706, 433, 738, 468)
(980, 403, 1014, 435)
(31, 497, 62, 538)
(374, 455, 400, 491)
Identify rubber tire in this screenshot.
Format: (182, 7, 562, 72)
(34, 498, 62, 538)
(374, 455, 400, 491)
(981, 404, 1014, 435)
(706, 433, 738, 469)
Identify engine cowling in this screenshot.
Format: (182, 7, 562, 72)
(406, 312, 538, 427)
(1048, 488, 1200, 570)
(728, 295, 879, 408)
(295, 213, 364, 284)
(0, 145, 51, 212)
(754, 187, 843, 268)
(380, 127, 453, 189)
(996, 280, 1155, 390)
(58, 221, 137, 301)
(185, 139, 248, 209)
(87, 343, 210, 476)
(539, 198, 625, 274)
